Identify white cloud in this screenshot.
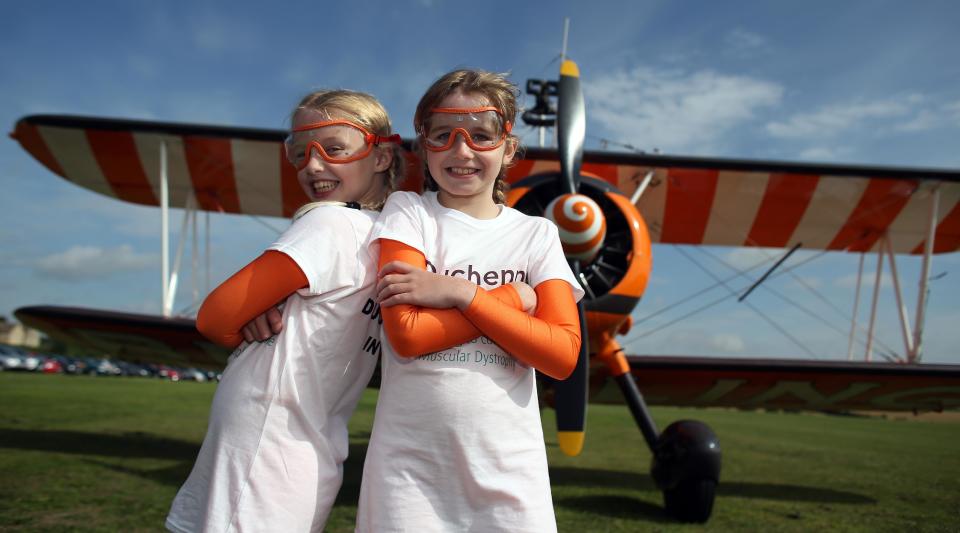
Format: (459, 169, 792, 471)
(34, 245, 157, 281)
(721, 247, 782, 271)
(767, 98, 911, 138)
(584, 66, 783, 154)
(710, 333, 745, 353)
(798, 146, 855, 161)
(944, 100, 960, 123)
(657, 329, 746, 355)
(834, 272, 892, 289)
(767, 94, 960, 139)
(894, 109, 939, 132)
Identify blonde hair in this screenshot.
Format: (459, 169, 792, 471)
(290, 89, 404, 212)
(413, 70, 521, 204)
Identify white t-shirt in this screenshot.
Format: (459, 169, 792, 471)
(356, 191, 583, 533)
(166, 205, 382, 533)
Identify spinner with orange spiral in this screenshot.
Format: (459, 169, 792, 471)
(545, 193, 607, 262)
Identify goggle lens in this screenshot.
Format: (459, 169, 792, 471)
(285, 120, 400, 169)
(421, 107, 512, 152)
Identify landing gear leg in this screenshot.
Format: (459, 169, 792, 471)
(599, 338, 722, 523)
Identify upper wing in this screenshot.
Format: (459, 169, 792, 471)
(10, 114, 421, 218)
(12, 114, 306, 217)
(511, 147, 960, 255)
(13, 114, 960, 254)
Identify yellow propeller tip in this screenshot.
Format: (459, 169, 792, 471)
(558, 431, 585, 456)
(560, 60, 580, 78)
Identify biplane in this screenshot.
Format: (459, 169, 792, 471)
(9, 60, 960, 522)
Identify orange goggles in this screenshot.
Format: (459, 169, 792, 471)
(420, 107, 513, 152)
(285, 120, 401, 170)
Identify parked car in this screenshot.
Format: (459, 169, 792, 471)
(58, 356, 84, 375)
(20, 352, 41, 372)
(155, 365, 181, 381)
(75, 357, 114, 376)
(0, 345, 24, 371)
(180, 368, 209, 382)
(0, 345, 42, 371)
(114, 360, 152, 377)
(40, 357, 63, 374)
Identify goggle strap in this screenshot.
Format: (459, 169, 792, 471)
(291, 119, 371, 134)
(368, 133, 402, 146)
(431, 106, 503, 116)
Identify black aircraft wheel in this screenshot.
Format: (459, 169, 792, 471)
(663, 478, 716, 523)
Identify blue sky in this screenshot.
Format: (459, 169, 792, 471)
(2, 1, 958, 363)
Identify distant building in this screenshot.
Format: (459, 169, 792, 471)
(0, 317, 42, 348)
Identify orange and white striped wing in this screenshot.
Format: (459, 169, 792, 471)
(509, 148, 960, 255)
(14, 115, 960, 254)
(12, 115, 307, 218)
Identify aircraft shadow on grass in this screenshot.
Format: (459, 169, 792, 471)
(548, 466, 875, 520)
(0, 428, 375, 495)
(0, 428, 200, 487)
(1, 428, 876, 515)
(0, 428, 198, 460)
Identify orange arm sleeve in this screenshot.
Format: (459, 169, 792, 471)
(196, 250, 308, 348)
(379, 239, 523, 357)
(463, 279, 581, 380)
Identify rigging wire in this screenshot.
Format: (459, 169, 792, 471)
(623, 246, 832, 345)
(586, 134, 655, 154)
(673, 246, 818, 358)
(695, 246, 901, 358)
(631, 251, 776, 326)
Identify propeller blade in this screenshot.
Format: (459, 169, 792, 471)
(554, 270, 590, 456)
(552, 59, 591, 456)
(557, 60, 585, 195)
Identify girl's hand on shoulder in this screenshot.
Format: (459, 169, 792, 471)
(241, 306, 283, 343)
(378, 261, 477, 310)
(509, 282, 538, 313)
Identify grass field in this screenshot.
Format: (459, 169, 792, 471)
(1, 372, 958, 532)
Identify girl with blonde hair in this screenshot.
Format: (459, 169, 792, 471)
(166, 89, 402, 532)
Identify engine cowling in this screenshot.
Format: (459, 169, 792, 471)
(507, 173, 653, 346)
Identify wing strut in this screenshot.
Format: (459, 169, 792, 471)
(912, 185, 940, 362)
(846, 253, 865, 361)
(629, 169, 656, 205)
(166, 193, 194, 315)
(884, 235, 914, 360)
(862, 185, 940, 363)
(161, 141, 171, 317)
(864, 242, 884, 361)
(159, 140, 212, 318)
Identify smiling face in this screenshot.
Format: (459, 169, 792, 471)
(422, 91, 516, 211)
(291, 108, 391, 205)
